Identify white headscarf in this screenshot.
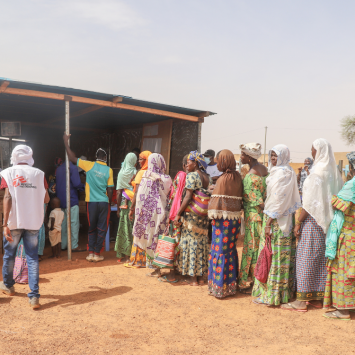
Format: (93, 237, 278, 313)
(264, 144, 301, 235)
(302, 138, 343, 233)
(10, 145, 34, 166)
(239, 142, 262, 159)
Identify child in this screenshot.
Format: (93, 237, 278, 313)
(48, 197, 64, 258)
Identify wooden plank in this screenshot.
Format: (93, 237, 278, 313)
(2, 87, 199, 122)
(47, 105, 104, 123)
(0, 81, 10, 93)
(47, 96, 121, 123)
(0, 119, 108, 133)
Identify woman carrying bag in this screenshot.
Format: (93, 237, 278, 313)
(252, 144, 301, 306)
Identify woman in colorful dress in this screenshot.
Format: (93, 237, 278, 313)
(115, 152, 137, 262)
(128, 153, 172, 272)
(153, 155, 188, 282)
(323, 152, 355, 320)
(252, 145, 301, 305)
(174, 151, 211, 286)
(208, 149, 243, 298)
(282, 138, 343, 312)
(238, 143, 268, 293)
(123, 150, 151, 268)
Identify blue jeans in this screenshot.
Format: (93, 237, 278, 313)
(87, 202, 109, 254)
(61, 205, 80, 250)
(2, 229, 40, 299)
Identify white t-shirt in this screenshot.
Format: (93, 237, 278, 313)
(48, 208, 65, 232)
(0, 165, 46, 230)
(206, 163, 222, 178)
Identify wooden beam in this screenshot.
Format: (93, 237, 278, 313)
(1, 87, 199, 122)
(47, 96, 121, 123)
(47, 105, 104, 124)
(0, 119, 107, 133)
(0, 81, 10, 93)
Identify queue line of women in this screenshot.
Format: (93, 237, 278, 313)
(113, 138, 355, 321)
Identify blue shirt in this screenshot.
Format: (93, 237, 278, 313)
(56, 162, 84, 209)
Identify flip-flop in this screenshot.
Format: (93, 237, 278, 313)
(124, 263, 141, 269)
(306, 301, 323, 309)
(253, 298, 269, 306)
(323, 311, 351, 321)
(146, 272, 161, 277)
(281, 303, 307, 312)
(158, 276, 178, 283)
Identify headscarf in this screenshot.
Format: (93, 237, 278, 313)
(326, 176, 355, 260)
(188, 151, 207, 171)
(346, 151, 355, 169)
(133, 153, 172, 259)
(264, 145, 301, 235)
(10, 145, 34, 166)
(208, 149, 243, 220)
(169, 171, 187, 221)
(131, 150, 152, 192)
(299, 157, 314, 193)
(302, 138, 343, 233)
(239, 143, 262, 160)
(116, 152, 137, 190)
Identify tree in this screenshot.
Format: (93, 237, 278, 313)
(340, 115, 355, 145)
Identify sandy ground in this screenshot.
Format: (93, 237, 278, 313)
(1, 234, 355, 355)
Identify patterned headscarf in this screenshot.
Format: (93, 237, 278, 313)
(239, 143, 262, 159)
(188, 151, 207, 171)
(347, 151, 355, 169)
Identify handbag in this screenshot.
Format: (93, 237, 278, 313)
(152, 226, 177, 269)
(254, 232, 273, 284)
(13, 244, 29, 284)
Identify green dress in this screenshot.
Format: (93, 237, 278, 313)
(252, 217, 296, 305)
(324, 197, 355, 310)
(178, 172, 211, 277)
(114, 198, 134, 259)
(238, 173, 267, 289)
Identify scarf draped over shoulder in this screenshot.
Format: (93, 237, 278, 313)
(264, 144, 301, 235)
(302, 138, 343, 233)
(208, 149, 243, 220)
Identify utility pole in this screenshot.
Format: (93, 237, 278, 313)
(263, 126, 267, 165)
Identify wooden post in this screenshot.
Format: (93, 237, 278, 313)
(65, 100, 72, 261)
(339, 160, 343, 174)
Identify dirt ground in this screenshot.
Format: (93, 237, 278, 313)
(1, 234, 355, 355)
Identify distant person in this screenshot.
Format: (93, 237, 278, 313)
(48, 197, 64, 258)
(297, 157, 313, 196)
(63, 133, 114, 262)
(56, 157, 85, 252)
(0, 145, 50, 309)
(203, 149, 222, 183)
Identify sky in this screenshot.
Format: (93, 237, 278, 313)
(1, 0, 355, 162)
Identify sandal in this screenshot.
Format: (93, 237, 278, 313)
(323, 311, 350, 321)
(307, 301, 323, 309)
(281, 302, 307, 312)
(158, 276, 178, 283)
(124, 263, 141, 269)
(146, 271, 161, 277)
(253, 298, 269, 306)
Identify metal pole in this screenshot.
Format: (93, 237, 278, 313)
(65, 100, 72, 261)
(263, 126, 267, 165)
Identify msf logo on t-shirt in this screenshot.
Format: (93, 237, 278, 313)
(13, 175, 27, 187)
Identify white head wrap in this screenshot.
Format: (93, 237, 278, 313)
(239, 142, 262, 159)
(264, 144, 301, 235)
(10, 145, 34, 166)
(302, 138, 343, 233)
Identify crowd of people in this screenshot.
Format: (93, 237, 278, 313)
(1, 135, 355, 320)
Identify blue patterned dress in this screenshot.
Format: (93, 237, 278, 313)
(208, 218, 240, 298)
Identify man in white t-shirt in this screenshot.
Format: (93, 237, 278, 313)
(203, 149, 222, 183)
(0, 145, 50, 310)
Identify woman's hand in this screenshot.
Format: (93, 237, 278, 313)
(208, 185, 215, 193)
(129, 210, 134, 221)
(294, 224, 301, 238)
(3, 226, 13, 243)
(259, 203, 265, 210)
(174, 215, 182, 227)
